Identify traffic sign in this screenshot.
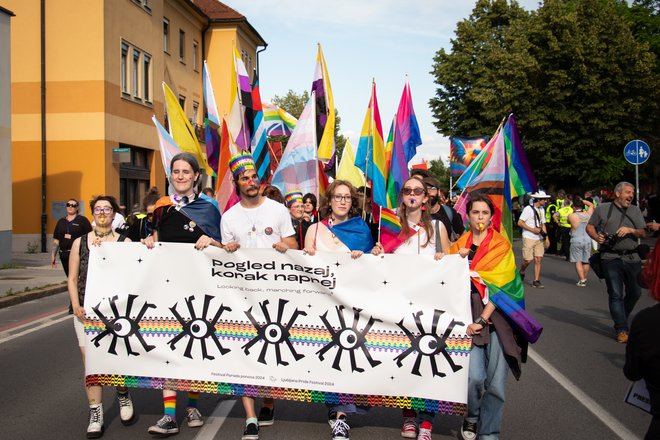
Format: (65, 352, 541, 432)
(623, 140, 650, 165)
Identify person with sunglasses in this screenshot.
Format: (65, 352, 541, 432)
(302, 180, 374, 440)
(51, 198, 92, 276)
(67, 195, 135, 438)
(371, 177, 448, 440)
(142, 152, 222, 437)
(220, 152, 297, 440)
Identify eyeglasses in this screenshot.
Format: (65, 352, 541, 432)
(93, 207, 113, 215)
(332, 195, 352, 203)
(66, 203, 78, 208)
(402, 187, 425, 196)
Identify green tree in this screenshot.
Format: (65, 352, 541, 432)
(429, 0, 659, 188)
(427, 158, 451, 189)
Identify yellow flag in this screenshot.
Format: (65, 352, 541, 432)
(336, 139, 365, 188)
(162, 82, 214, 176)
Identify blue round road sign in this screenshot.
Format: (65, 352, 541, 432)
(623, 140, 651, 165)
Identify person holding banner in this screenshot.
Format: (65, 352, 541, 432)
(142, 152, 222, 437)
(370, 177, 448, 439)
(302, 180, 374, 440)
(221, 152, 297, 440)
(67, 195, 135, 438)
(450, 194, 530, 440)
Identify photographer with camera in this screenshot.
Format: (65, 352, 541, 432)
(587, 182, 647, 344)
(518, 190, 551, 288)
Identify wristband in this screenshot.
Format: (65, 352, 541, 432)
(474, 316, 488, 327)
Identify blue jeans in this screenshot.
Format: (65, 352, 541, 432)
(466, 331, 508, 440)
(602, 258, 642, 332)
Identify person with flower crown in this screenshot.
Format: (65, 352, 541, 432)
(220, 151, 297, 440)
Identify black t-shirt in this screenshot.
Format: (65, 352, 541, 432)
(53, 215, 92, 252)
(430, 204, 465, 239)
(154, 206, 205, 244)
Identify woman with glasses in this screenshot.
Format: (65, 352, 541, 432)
(302, 180, 374, 440)
(142, 152, 222, 437)
(51, 198, 92, 276)
(67, 195, 135, 438)
(371, 177, 448, 440)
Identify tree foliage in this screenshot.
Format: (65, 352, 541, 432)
(427, 158, 451, 190)
(430, 0, 659, 189)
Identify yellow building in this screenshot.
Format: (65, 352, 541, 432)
(1, 5, 15, 264)
(7, 0, 266, 252)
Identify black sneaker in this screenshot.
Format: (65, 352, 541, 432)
(242, 422, 259, 440)
(331, 415, 350, 439)
(148, 415, 179, 436)
(532, 280, 544, 289)
(257, 406, 274, 426)
(327, 409, 337, 427)
(459, 419, 477, 440)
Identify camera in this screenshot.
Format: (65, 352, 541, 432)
(597, 226, 618, 249)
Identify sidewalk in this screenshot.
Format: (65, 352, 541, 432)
(0, 251, 68, 308)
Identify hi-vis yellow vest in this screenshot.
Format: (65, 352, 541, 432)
(558, 206, 573, 228)
(545, 203, 558, 223)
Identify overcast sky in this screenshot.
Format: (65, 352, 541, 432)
(220, 0, 542, 164)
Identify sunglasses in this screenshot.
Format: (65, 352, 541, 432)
(402, 187, 425, 196)
(66, 203, 78, 208)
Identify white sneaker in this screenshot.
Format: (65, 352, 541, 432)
(417, 427, 433, 440)
(117, 391, 134, 425)
(186, 407, 204, 428)
(86, 404, 104, 439)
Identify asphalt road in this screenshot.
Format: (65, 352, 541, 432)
(0, 248, 654, 440)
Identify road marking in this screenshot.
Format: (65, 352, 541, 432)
(193, 399, 237, 440)
(529, 348, 639, 440)
(0, 312, 71, 345)
(0, 306, 68, 332)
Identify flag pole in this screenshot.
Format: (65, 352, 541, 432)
(311, 90, 319, 204)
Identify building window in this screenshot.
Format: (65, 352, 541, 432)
(193, 40, 199, 71)
(120, 42, 128, 94)
(163, 18, 169, 53)
(179, 30, 185, 63)
(132, 48, 140, 99)
(143, 54, 151, 102)
(179, 95, 185, 111)
(132, 0, 151, 13)
(192, 101, 199, 124)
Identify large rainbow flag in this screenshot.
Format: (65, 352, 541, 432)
(453, 114, 537, 243)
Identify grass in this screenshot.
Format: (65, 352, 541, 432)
(2, 282, 66, 297)
(0, 263, 22, 270)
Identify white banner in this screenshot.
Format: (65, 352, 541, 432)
(84, 243, 472, 415)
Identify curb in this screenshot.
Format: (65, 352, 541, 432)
(0, 283, 68, 309)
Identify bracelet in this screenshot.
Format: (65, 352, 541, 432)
(474, 316, 488, 327)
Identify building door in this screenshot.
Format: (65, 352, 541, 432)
(119, 146, 151, 216)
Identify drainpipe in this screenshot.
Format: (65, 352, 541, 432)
(256, 44, 267, 79)
(40, 0, 47, 252)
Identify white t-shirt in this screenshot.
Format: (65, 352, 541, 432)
(394, 224, 437, 255)
(519, 205, 545, 240)
(221, 197, 295, 248)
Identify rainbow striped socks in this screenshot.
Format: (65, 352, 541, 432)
(163, 395, 176, 417)
(187, 392, 200, 408)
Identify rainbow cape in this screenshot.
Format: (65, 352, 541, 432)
(153, 194, 222, 242)
(449, 228, 542, 343)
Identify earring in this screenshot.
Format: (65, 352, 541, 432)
(421, 205, 426, 211)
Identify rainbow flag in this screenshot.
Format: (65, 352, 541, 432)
(262, 102, 297, 137)
(354, 82, 387, 207)
(311, 44, 335, 163)
(215, 117, 240, 213)
(454, 114, 537, 243)
(449, 228, 542, 343)
(379, 208, 416, 253)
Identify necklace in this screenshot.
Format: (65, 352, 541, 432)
(243, 204, 263, 235)
(94, 229, 113, 238)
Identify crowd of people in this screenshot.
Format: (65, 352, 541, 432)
(51, 151, 658, 440)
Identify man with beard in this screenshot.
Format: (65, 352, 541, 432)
(220, 152, 296, 440)
(587, 182, 646, 343)
(423, 176, 464, 242)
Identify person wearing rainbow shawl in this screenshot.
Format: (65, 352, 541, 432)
(302, 180, 374, 440)
(450, 194, 541, 440)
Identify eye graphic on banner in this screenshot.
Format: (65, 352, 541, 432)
(317, 305, 383, 373)
(169, 295, 232, 360)
(92, 294, 156, 356)
(395, 309, 465, 377)
(243, 298, 307, 366)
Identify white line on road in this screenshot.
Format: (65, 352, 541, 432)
(529, 348, 639, 440)
(193, 399, 237, 440)
(0, 312, 71, 345)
